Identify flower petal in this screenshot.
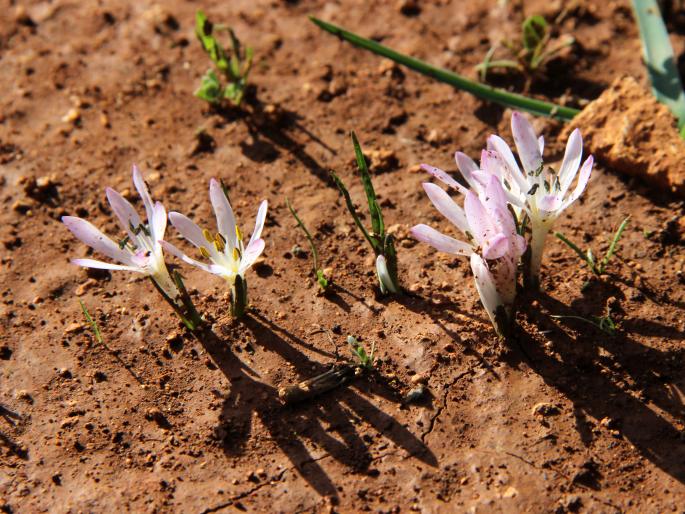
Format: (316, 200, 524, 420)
(150, 201, 167, 242)
(464, 191, 496, 248)
(482, 232, 509, 260)
(105, 188, 141, 240)
(132, 164, 155, 225)
(209, 178, 237, 250)
(558, 128, 583, 197)
(247, 200, 268, 249)
(454, 152, 483, 192)
(410, 224, 473, 255)
(168, 212, 216, 256)
(422, 182, 469, 233)
(470, 253, 501, 331)
(62, 216, 135, 266)
(159, 240, 216, 273)
(421, 164, 467, 194)
(238, 238, 265, 274)
(71, 258, 140, 272)
(511, 111, 543, 175)
(487, 134, 528, 191)
(561, 155, 593, 212)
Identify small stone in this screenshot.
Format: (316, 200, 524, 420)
(64, 322, 83, 334)
(502, 486, 518, 498)
(100, 112, 111, 128)
(145, 407, 169, 427)
(12, 200, 32, 213)
(532, 402, 560, 417)
(408, 163, 422, 173)
(16, 390, 33, 403)
(410, 373, 429, 385)
(75, 278, 98, 296)
(404, 385, 425, 403)
(408, 283, 422, 293)
(62, 108, 81, 124)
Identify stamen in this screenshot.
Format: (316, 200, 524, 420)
(202, 229, 213, 243)
(200, 247, 211, 259)
(214, 233, 225, 252)
(235, 225, 243, 242)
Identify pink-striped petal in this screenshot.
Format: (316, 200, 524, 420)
(410, 224, 473, 255)
(511, 112, 543, 175)
(62, 216, 135, 266)
(209, 178, 237, 249)
(422, 183, 469, 233)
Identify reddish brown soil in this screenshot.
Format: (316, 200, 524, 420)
(2, 1, 685, 512)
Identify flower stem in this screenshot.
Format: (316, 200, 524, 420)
(527, 221, 550, 289)
(230, 275, 248, 319)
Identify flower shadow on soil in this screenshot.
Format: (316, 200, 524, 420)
(193, 314, 437, 498)
(212, 99, 335, 186)
(509, 289, 685, 486)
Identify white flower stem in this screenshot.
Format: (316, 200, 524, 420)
(528, 220, 550, 289)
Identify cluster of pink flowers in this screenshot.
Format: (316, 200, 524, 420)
(411, 112, 593, 334)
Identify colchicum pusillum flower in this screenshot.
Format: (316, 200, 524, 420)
(411, 172, 526, 335)
(160, 178, 267, 319)
(454, 111, 593, 288)
(62, 165, 201, 329)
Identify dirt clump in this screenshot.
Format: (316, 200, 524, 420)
(565, 75, 685, 196)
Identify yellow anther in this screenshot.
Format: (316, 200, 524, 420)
(200, 246, 211, 259)
(202, 228, 213, 243)
(233, 247, 240, 261)
(214, 233, 225, 252)
(235, 225, 243, 242)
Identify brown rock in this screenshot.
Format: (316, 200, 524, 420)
(563, 76, 685, 197)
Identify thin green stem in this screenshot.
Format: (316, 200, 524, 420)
(310, 16, 580, 121)
(286, 197, 320, 274)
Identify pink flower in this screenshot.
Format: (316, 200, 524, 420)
(411, 173, 525, 333)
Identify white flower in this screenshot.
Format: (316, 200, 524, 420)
(411, 173, 526, 332)
(62, 165, 180, 301)
(160, 178, 267, 289)
(475, 111, 594, 286)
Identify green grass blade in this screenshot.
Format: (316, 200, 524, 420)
(351, 132, 384, 238)
(601, 216, 630, 272)
(310, 16, 580, 121)
(631, 0, 685, 133)
(330, 171, 380, 253)
(80, 300, 104, 345)
(286, 197, 320, 273)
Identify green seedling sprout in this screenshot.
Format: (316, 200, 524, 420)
(551, 305, 618, 336)
(195, 11, 254, 107)
(331, 132, 400, 294)
(310, 16, 579, 121)
(348, 335, 375, 370)
(476, 15, 574, 85)
(286, 197, 330, 291)
(80, 300, 104, 345)
(555, 216, 630, 277)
